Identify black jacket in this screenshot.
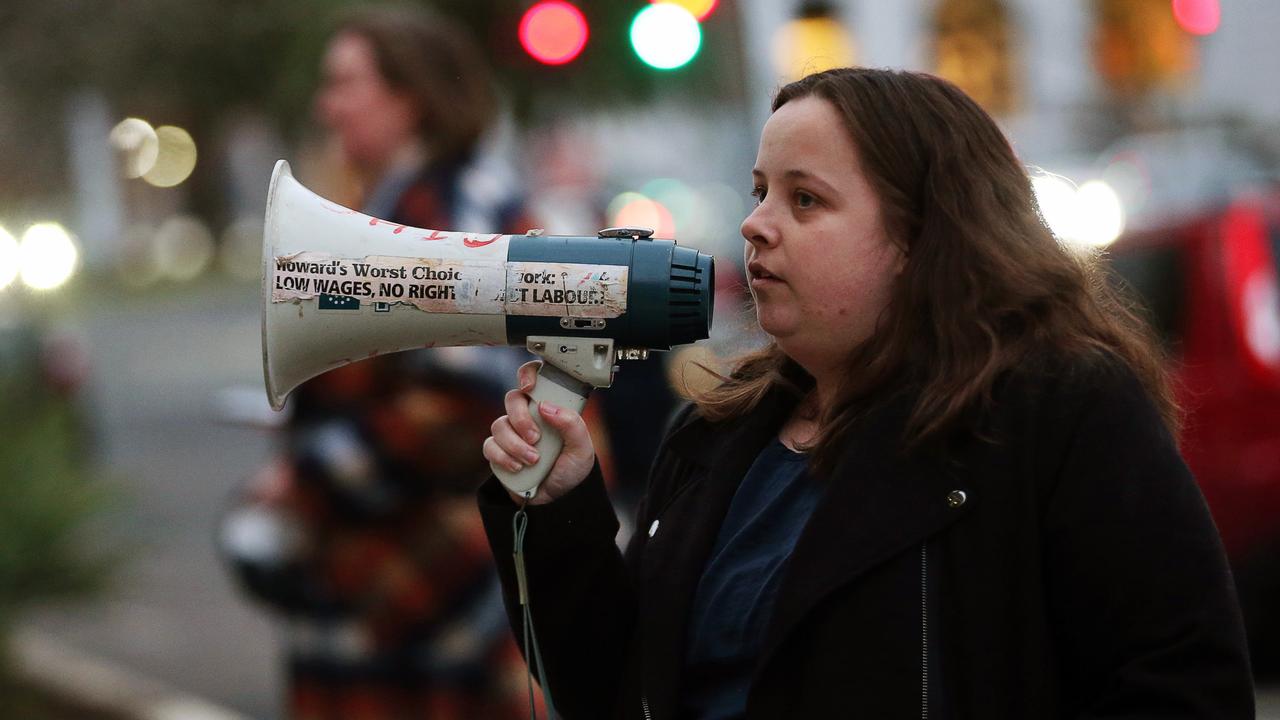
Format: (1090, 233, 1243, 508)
(479, 359, 1254, 719)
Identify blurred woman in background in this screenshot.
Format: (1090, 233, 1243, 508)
(221, 6, 531, 719)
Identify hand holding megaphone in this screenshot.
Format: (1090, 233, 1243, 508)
(484, 360, 596, 505)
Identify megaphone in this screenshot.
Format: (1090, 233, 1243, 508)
(262, 160, 714, 497)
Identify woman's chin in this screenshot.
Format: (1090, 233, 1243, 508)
(754, 312, 797, 343)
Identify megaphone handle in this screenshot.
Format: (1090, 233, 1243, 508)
(492, 364, 591, 498)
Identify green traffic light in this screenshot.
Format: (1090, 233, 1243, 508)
(630, 4, 702, 70)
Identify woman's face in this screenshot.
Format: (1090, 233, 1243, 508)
(316, 32, 419, 170)
(741, 95, 905, 373)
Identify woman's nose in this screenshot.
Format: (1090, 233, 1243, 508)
(741, 204, 775, 249)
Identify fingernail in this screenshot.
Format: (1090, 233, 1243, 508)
(525, 449, 539, 464)
(508, 461, 523, 473)
(525, 429, 539, 444)
(541, 402, 560, 417)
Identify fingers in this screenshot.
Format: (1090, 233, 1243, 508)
(516, 360, 541, 393)
(503, 361, 543, 445)
(537, 401, 591, 458)
(503, 388, 540, 445)
(491, 414, 539, 466)
(483, 434, 527, 475)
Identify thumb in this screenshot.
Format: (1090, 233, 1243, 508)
(538, 401, 591, 454)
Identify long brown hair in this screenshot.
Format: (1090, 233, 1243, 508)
(336, 5, 496, 162)
(694, 68, 1177, 473)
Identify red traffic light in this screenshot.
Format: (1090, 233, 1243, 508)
(519, 1, 589, 66)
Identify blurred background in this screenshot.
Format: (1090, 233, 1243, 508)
(1, 0, 1278, 718)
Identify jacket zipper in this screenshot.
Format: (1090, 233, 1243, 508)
(641, 694, 653, 720)
(920, 543, 929, 720)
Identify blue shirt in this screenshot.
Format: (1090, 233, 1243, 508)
(680, 438, 824, 720)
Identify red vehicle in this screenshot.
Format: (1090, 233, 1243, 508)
(1106, 184, 1280, 675)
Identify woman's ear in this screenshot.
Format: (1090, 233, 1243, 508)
(892, 239, 909, 274)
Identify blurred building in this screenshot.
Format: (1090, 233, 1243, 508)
(740, 0, 1280, 159)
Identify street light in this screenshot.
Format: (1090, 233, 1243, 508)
(19, 223, 79, 291)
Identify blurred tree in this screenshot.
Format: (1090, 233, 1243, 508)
(0, 0, 333, 118)
(0, 0, 348, 222)
(0, 324, 117, 675)
(0, 0, 744, 222)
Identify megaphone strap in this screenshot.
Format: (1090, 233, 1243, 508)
(514, 500, 559, 720)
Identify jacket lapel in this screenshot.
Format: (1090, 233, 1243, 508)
(638, 390, 796, 720)
(756, 395, 974, 671)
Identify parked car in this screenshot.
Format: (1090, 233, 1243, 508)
(1105, 165, 1280, 675)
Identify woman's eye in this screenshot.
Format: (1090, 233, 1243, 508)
(750, 186, 766, 205)
(795, 191, 816, 209)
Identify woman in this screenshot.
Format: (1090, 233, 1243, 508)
(478, 69, 1254, 718)
(222, 7, 530, 719)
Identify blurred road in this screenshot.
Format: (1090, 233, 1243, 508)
(16, 276, 1280, 719)
(26, 278, 283, 720)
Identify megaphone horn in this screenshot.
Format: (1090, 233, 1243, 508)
(262, 159, 714, 497)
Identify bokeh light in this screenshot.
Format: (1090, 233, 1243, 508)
(1243, 271, 1280, 367)
(154, 215, 215, 281)
(519, 1, 589, 66)
(607, 191, 676, 238)
(631, 4, 702, 70)
(1172, 0, 1221, 36)
(771, 16, 856, 82)
(1031, 174, 1081, 241)
(19, 223, 79, 291)
(641, 178, 705, 238)
(1032, 173, 1126, 249)
(1074, 181, 1126, 247)
(651, 0, 719, 21)
(143, 125, 198, 187)
(109, 117, 160, 179)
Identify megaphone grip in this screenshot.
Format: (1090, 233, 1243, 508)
(492, 366, 591, 498)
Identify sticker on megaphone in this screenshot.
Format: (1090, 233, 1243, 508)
(271, 251, 629, 318)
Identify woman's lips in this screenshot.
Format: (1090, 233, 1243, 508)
(748, 261, 783, 287)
